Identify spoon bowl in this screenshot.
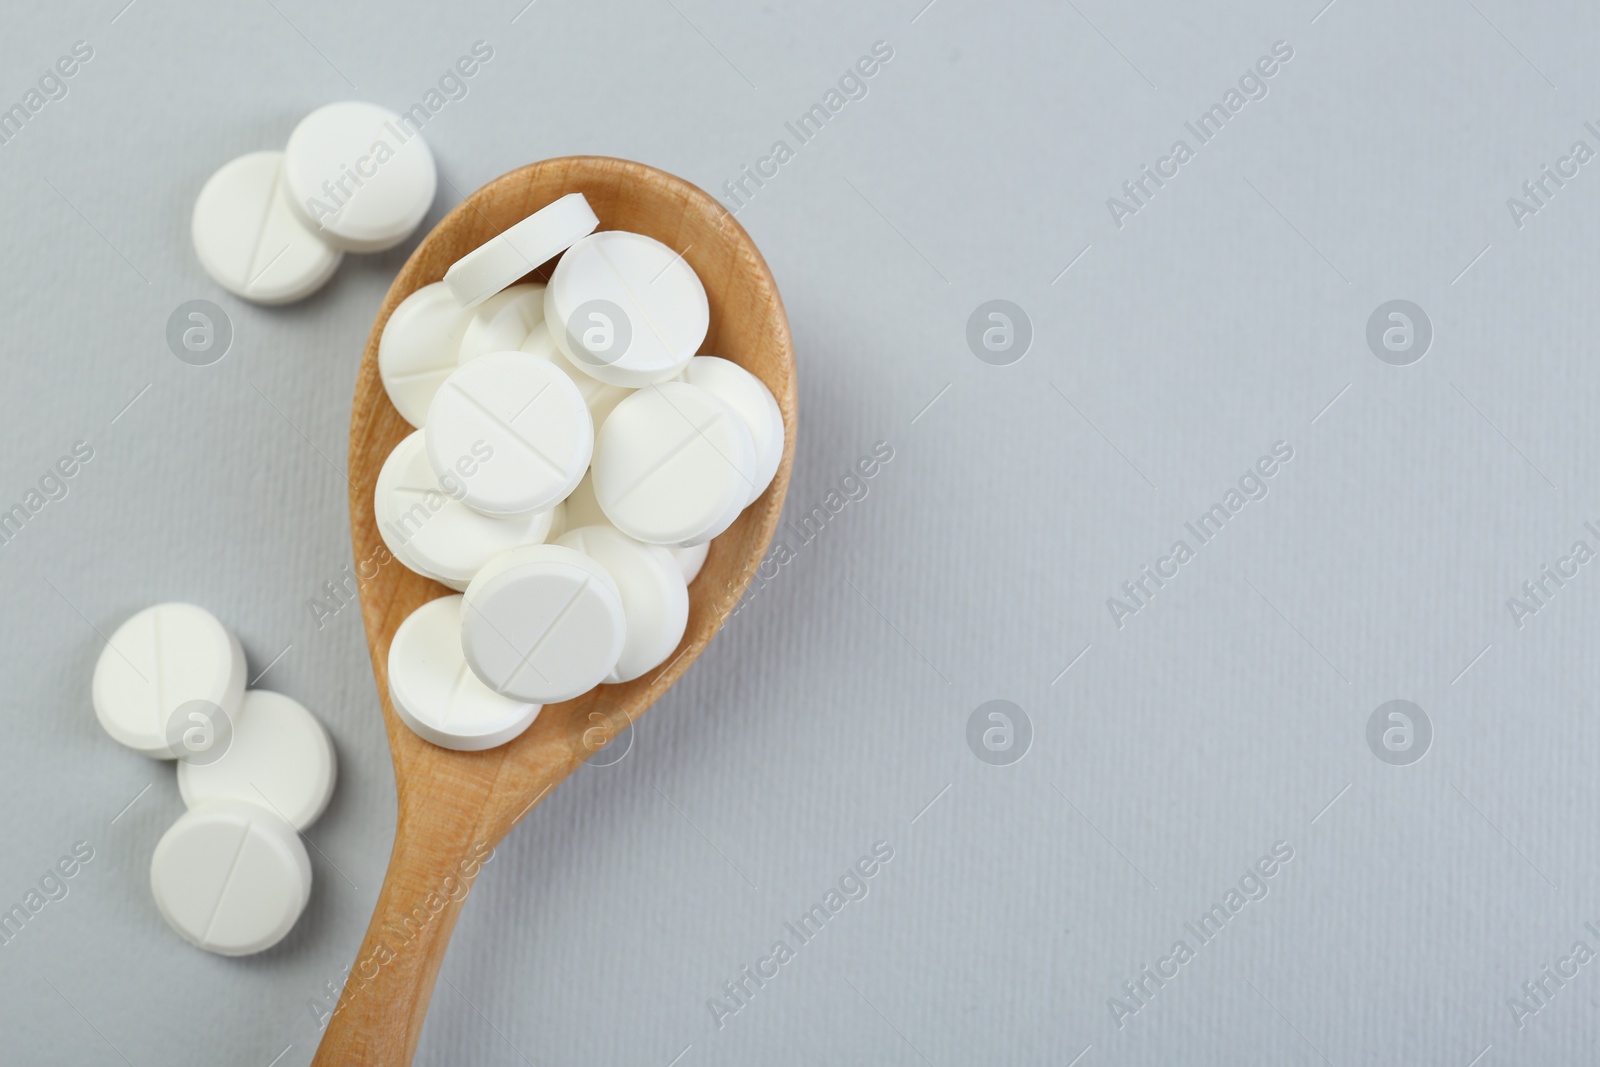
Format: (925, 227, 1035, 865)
(313, 156, 795, 1066)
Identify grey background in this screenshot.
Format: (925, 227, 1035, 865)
(1, 0, 1597, 1064)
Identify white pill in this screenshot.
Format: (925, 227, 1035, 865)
(376, 430, 554, 589)
(592, 382, 757, 547)
(461, 545, 624, 703)
(176, 690, 336, 831)
(563, 475, 709, 588)
(388, 594, 541, 750)
(674, 541, 709, 584)
(191, 151, 342, 306)
(92, 603, 246, 759)
(426, 352, 592, 516)
(282, 101, 437, 253)
(680, 357, 784, 505)
(568, 474, 709, 584)
(372, 506, 459, 590)
(557, 526, 688, 683)
(378, 282, 475, 428)
(457, 284, 544, 363)
(524, 323, 632, 430)
(559, 473, 701, 580)
(545, 231, 709, 388)
(444, 192, 599, 308)
(150, 802, 311, 956)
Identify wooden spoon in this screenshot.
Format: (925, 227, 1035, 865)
(312, 157, 795, 1067)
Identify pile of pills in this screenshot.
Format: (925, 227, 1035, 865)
(92, 603, 337, 955)
(192, 101, 438, 305)
(376, 191, 783, 750)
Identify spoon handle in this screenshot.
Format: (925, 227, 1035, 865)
(311, 790, 503, 1066)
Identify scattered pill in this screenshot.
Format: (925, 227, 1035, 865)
(379, 282, 477, 428)
(176, 690, 337, 832)
(282, 101, 436, 253)
(376, 430, 555, 589)
(680, 356, 784, 505)
(592, 382, 756, 547)
(460, 545, 625, 703)
(191, 151, 342, 306)
(387, 594, 541, 750)
(457, 283, 545, 363)
(150, 802, 311, 956)
(444, 192, 599, 308)
(426, 352, 592, 516)
(545, 231, 709, 388)
(92, 603, 246, 759)
(557, 526, 688, 683)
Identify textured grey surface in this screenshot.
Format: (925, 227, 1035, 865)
(2, 0, 1598, 1063)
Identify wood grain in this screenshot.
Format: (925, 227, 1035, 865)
(311, 156, 795, 1067)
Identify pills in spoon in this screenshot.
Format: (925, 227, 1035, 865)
(557, 525, 688, 684)
(592, 382, 757, 547)
(388, 594, 542, 751)
(376, 429, 556, 590)
(370, 191, 783, 748)
(444, 191, 598, 308)
(679, 356, 785, 505)
(379, 281, 476, 428)
(545, 230, 710, 387)
(425, 351, 592, 517)
(460, 544, 626, 704)
(456, 283, 546, 363)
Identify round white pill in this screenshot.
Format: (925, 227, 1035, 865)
(674, 541, 709, 584)
(578, 467, 709, 583)
(444, 192, 599, 308)
(378, 282, 476, 428)
(461, 545, 625, 703)
(557, 526, 688, 683)
(457, 284, 544, 363)
(680, 357, 784, 505)
(376, 430, 554, 589)
(592, 382, 757, 547)
(282, 101, 436, 253)
(388, 594, 541, 750)
(372, 508, 457, 589)
(92, 603, 246, 759)
(525, 323, 633, 431)
(150, 802, 311, 956)
(426, 352, 592, 516)
(191, 151, 342, 306)
(554, 474, 701, 580)
(176, 690, 337, 831)
(545, 231, 709, 388)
